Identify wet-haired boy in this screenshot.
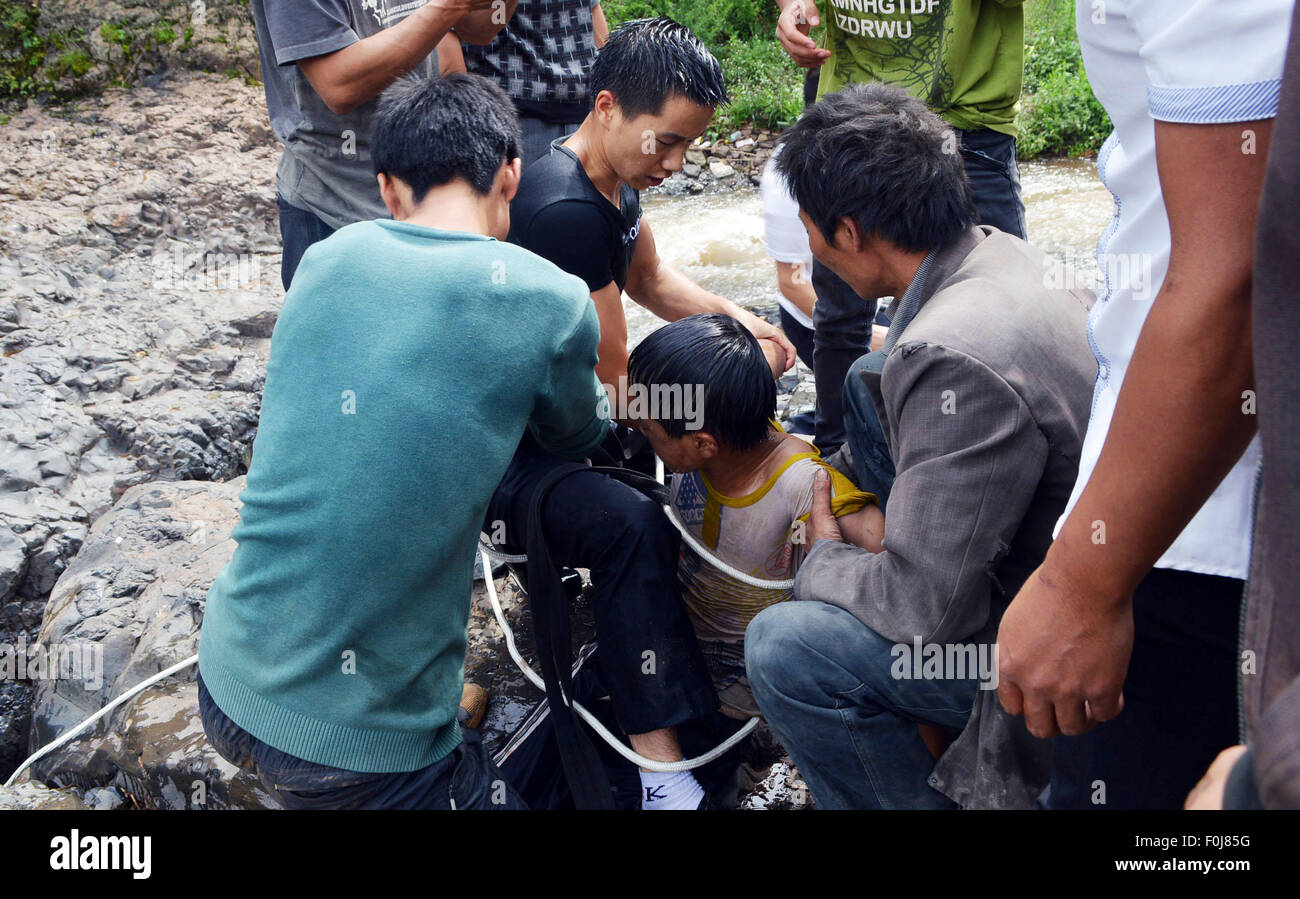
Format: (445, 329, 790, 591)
(628, 313, 884, 718)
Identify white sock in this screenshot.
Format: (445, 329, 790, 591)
(640, 769, 705, 810)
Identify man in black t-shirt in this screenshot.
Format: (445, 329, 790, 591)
(487, 18, 795, 810)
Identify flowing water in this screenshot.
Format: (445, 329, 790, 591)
(628, 158, 1115, 347)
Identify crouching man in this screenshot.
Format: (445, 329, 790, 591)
(197, 73, 610, 809)
(745, 84, 1097, 809)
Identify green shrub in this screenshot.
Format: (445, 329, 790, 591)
(712, 37, 802, 135)
(0, 1, 46, 99)
(1018, 2, 1111, 157)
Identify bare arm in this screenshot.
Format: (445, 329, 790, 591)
(626, 218, 797, 373)
(436, 32, 466, 76)
(997, 119, 1271, 739)
(592, 2, 609, 47)
(776, 261, 816, 319)
(837, 501, 885, 554)
(587, 280, 631, 397)
(297, 0, 511, 115)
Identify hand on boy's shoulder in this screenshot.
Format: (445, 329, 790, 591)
(804, 468, 886, 554)
(805, 468, 845, 546)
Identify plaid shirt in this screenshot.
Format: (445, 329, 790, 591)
(463, 0, 599, 111)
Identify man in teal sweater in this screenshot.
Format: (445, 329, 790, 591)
(196, 72, 609, 809)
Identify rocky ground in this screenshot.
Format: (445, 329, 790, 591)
(0, 71, 808, 809)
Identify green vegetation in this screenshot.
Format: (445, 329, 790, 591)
(3, 0, 1110, 158)
(1, 3, 198, 104)
(1, 1, 49, 99)
(604, 0, 1111, 157)
(1018, 2, 1111, 157)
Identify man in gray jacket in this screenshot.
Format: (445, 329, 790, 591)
(744, 83, 1096, 809)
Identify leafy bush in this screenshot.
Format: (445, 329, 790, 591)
(713, 37, 802, 134)
(1018, 3, 1111, 157)
(0, 1, 45, 99)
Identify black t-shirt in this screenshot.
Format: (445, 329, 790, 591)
(508, 141, 641, 294)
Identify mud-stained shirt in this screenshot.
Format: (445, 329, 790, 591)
(668, 443, 876, 716)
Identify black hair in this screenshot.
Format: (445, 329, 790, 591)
(627, 313, 775, 451)
(589, 17, 728, 118)
(371, 72, 522, 200)
(775, 82, 975, 253)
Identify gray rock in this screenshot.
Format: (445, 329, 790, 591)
(708, 159, 736, 180)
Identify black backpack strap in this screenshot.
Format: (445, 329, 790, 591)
(524, 461, 670, 809)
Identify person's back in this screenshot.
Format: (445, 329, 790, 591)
(201, 222, 605, 769)
(891, 226, 1095, 600)
(197, 73, 607, 808)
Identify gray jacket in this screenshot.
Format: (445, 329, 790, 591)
(795, 226, 1097, 808)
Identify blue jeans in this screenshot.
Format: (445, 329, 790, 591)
(745, 602, 980, 809)
(197, 672, 526, 809)
(277, 195, 336, 292)
(842, 350, 895, 510)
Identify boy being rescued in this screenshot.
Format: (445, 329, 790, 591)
(627, 313, 885, 718)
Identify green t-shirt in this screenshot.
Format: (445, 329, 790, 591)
(816, 0, 1024, 136)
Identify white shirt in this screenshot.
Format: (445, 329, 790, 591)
(760, 151, 816, 330)
(1060, 0, 1290, 579)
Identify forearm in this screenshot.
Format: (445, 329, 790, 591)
(1048, 288, 1256, 599)
(777, 263, 817, 319)
(1045, 121, 1268, 602)
(301, 4, 460, 114)
(629, 260, 732, 322)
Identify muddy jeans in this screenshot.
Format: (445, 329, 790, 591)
(197, 672, 526, 809)
(810, 127, 1025, 453)
(746, 601, 981, 809)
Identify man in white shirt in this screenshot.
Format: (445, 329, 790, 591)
(995, 0, 1291, 808)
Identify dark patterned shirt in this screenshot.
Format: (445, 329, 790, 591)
(463, 0, 600, 123)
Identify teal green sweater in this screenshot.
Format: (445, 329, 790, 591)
(198, 219, 607, 773)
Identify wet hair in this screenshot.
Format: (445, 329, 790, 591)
(589, 17, 728, 118)
(628, 313, 775, 451)
(775, 82, 975, 253)
(372, 72, 521, 200)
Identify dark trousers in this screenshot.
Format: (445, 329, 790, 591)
(811, 127, 1025, 452)
(277, 194, 336, 291)
(1039, 567, 1243, 809)
(485, 430, 719, 737)
(779, 305, 816, 370)
(197, 672, 526, 809)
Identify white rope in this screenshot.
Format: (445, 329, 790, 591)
(8, 456, 771, 790)
(4, 654, 199, 789)
(480, 547, 757, 773)
(655, 453, 796, 590)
